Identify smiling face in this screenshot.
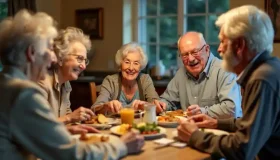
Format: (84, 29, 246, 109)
(121, 51, 141, 81)
(178, 33, 210, 78)
(59, 41, 87, 81)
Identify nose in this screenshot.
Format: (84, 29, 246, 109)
(79, 63, 86, 70)
(217, 43, 223, 54)
(188, 54, 196, 61)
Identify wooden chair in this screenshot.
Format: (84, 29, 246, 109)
(89, 82, 97, 104)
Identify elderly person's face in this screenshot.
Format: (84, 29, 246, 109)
(30, 39, 56, 81)
(217, 29, 239, 72)
(59, 41, 88, 81)
(121, 51, 141, 81)
(179, 36, 209, 78)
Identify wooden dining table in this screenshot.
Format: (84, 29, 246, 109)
(100, 119, 211, 160)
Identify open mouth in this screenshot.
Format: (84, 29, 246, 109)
(188, 62, 199, 67)
(73, 68, 81, 74)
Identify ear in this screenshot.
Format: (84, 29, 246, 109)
(25, 46, 35, 63)
(234, 37, 246, 59)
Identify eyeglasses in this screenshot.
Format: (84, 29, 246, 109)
(68, 54, 89, 66)
(179, 44, 206, 59)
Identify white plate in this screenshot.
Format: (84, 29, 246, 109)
(157, 116, 188, 128)
(71, 133, 119, 143)
(110, 125, 166, 140)
(172, 128, 229, 138)
(84, 118, 120, 129)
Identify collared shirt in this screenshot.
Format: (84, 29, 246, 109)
(37, 69, 72, 117)
(0, 66, 127, 160)
(160, 53, 242, 118)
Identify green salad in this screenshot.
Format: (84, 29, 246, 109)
(132, 122, 160, 135)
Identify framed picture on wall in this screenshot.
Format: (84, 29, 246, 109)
(265, 0, 280, 42)
(76, 8, 104, 39)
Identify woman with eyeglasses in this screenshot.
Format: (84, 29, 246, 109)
(37, 27, 96, 128)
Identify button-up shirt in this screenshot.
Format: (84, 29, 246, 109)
(38, 69, 72, 117)
(160, 53, 242, 118)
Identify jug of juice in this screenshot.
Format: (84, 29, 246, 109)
(120, 108, 134, 125)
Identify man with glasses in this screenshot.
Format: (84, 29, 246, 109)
(156, 31, 242, 118)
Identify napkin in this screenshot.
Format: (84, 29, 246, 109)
(154, 138, 187, 148)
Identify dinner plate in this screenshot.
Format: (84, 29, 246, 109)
(71, 133, 119, 143)
(157, 116, 188, 128)
(172, 128, 229, 138)
(110, 125, 166, 140)
(83, 118, 120, 129)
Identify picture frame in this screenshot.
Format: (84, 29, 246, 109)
(76, 8, 104, 39)
(265, 0, 280, 42)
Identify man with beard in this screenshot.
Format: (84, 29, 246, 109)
(156, 31, 242, 119)
(176, 5, 280, 160)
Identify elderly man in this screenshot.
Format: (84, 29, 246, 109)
(156, 31, 242, 118)
(177, 5, 280, 160)
(0, 10, 144, 160)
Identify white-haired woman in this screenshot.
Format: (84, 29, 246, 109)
(38, 27, 96, 126)
(92, 42, 163, 114)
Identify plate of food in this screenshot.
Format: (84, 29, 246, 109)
(157, 111, 188, 128)
(82, 114, 120, 129)
(110, 123, 166, 140)
(172, 128, 229, 138)
(72, 133, 118, 144)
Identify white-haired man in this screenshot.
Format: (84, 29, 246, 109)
(176, 5, 280, 160)
(0, 10, 144, 160)
(155, 31, 242, 119)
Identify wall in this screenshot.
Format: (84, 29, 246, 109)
(36, 0, 280, 71)
(36, 0, 61, 26)
(230, 0, 280, 57)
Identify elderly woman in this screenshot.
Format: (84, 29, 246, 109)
(92, 42, 163, 114)
(38, 27, 95, 125)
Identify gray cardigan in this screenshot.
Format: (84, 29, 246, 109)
(91, 73, 159, 110)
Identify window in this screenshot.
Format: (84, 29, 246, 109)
(0, 0, 7, 71)
(0, 0, 7, 22)
(137, 0, 229, 70)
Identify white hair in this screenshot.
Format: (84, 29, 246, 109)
(215, 5, 274, 54)
(53, 27, 91, 59)
(115, 42, 148, 70)
(0, 9, 58, 67)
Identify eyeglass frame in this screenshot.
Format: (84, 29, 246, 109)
(178, 44, 207, 59)
(68, 54, 89, 66)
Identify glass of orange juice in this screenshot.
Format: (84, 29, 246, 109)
(120, 108, 134, 125)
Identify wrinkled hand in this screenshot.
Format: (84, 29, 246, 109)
(121, 131, 145, 154)
(68, 107, 95, 123)
(131, 100, 147, 110)
(189, 114, 217, 129)
(186, 105, 202, 116)
(153, 99, 167, 114)
(66, 124, 100, 135)
(103, 100, 122, 113)
(177, 119, 198, 143)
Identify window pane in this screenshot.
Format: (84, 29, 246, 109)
(207, 15, 219, 43)
(0, 2, 8, 21)
(146, 0, 157, 16)
(186, 16, 205, 35)
(160, 0, 177, 15)
(160, 17, 177, 43)
(159, 45, 177, 69)
(147, 18, 157, 43)
(186, 0, 205, 14)
(147, 45, 157, 66)
(210, 44, 221, 59)
(209, 0, 229, 13)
